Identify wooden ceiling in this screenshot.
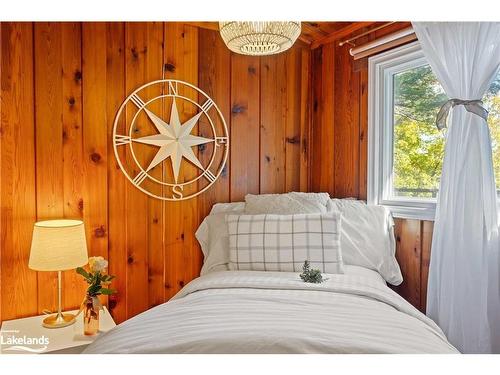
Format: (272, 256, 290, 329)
(300, 22, 353, 43)
(185, 22, 380, 49)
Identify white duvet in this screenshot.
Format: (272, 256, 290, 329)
(84, 268, 458, 354)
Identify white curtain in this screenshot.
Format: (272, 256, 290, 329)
(412, 22, 500, 353)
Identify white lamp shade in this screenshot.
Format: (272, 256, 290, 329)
(29, 220, 88, 271)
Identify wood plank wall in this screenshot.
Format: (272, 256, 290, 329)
(0, 22, 310, 324)
(1, 21, 431, 323)
(309, 22, 433, 312)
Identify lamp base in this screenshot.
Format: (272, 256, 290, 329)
(42, 312, 77, 329)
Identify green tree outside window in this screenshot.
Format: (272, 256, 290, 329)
(392, 65, 500, 198)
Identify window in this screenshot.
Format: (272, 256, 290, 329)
(368, 42, 500, 220)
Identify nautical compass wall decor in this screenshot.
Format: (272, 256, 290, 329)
(112, 79, 229, 201)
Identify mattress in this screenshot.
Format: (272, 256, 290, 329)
(84, 267, 458, 354)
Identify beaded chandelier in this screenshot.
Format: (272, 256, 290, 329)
(219, 22, 302, 56)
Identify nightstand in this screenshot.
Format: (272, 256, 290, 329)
(0, 307, 116, 354)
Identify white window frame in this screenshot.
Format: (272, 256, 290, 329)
(368, 41, 437, 221)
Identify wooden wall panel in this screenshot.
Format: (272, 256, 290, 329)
(334, 42, 360, 198)
(123, 22, 154, 316)
(61, 23, 84, 221)
(284, 46, 304, 192)
(260, 53, 287, 194)
(0, 22, 311, 324)
(144, 23, 166, 310)
(310, 48, 322, 194)
(82, 23, 110, 310)
(230, 54, 260, 201)
(393, 219, 422, 308)
(34, 22, 65, 314)
(61, 22, 86, 309)
(0, 23, 38, 322)
(420, 221, 433, 312)
(256, 45, 309, 195)
(310, 44, 335, 194)
(299, 49, 311, 192)
(163, 23, 202, 301)
(358, 68, 369, 201)
(321, 44, 335, 195)
(197, 28, 231, 218)
(106, 22, 128, 322)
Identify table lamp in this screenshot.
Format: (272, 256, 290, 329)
(29, 219, 88, 328)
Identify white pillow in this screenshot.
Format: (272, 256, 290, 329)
(196, 193, 334, 275)
(227, 212, 344, 274)
(327, 199, 402, 285)
(196, 202, 245, 275)
(210, 202, 245, 214)
(245, 192, 330, 215)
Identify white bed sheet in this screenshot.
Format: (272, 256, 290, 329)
(84, 268, 458, 354)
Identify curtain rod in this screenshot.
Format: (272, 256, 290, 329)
(338, 21, 396, 47)
(349, 26, 416, 59)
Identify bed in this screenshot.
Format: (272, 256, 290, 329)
(84, 266, 456, 353)
(84, 194, 458, 354)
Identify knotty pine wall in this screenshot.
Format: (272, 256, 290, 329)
(309, 22, 433, 312)
(0, 22, 310, 323)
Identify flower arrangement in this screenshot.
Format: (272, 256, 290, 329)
(77, 256, 116, 297)
(76, 256, 116, 335)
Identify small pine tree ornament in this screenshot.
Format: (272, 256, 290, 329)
(299, 260, 324, 283)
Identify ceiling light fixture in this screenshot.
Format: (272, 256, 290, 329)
(219, 21, 301, 56)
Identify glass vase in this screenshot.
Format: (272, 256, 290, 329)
(83, 295, 99, 336)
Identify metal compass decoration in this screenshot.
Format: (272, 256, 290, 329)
(113, 79, 229, 201)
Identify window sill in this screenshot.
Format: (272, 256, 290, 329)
(381, 203, 436, 221)
(369, 196, 437, 221)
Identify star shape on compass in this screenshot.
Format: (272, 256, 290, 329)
(133, 99, 213, 183)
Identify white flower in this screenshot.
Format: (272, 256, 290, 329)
(88, 256, 108, 273)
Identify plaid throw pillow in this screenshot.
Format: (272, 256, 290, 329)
(226, 212, 344, 274)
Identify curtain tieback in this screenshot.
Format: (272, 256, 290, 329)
(436, 99, 489, 130)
